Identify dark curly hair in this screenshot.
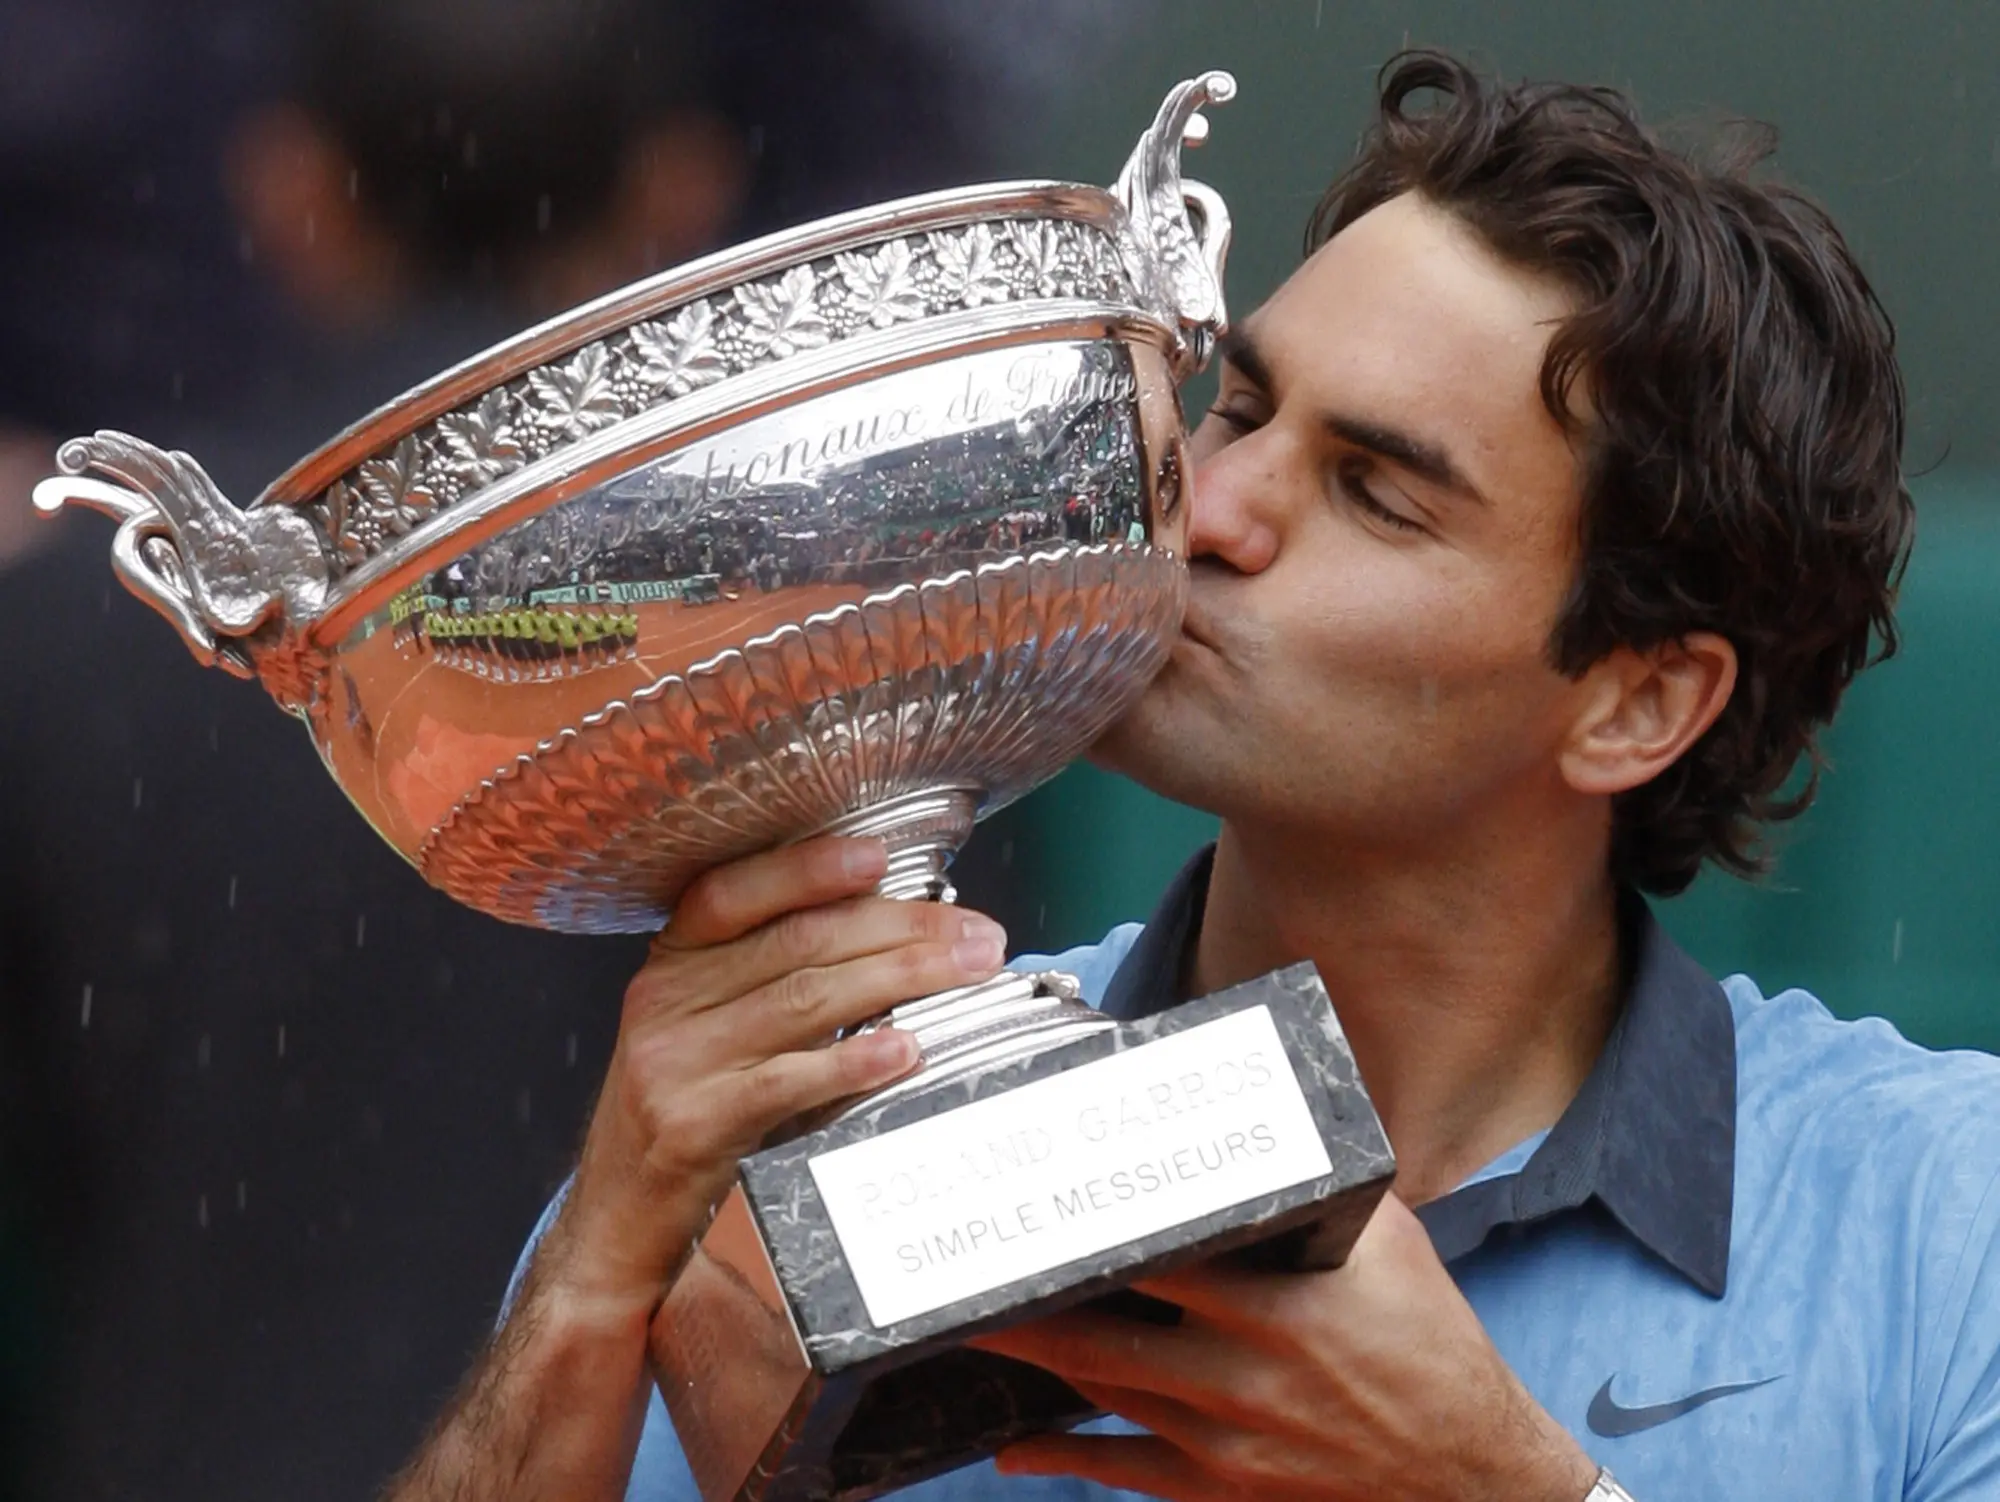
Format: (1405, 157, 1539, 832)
(1309, 51, 1915, 895)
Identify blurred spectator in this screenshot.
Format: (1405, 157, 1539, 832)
(232, 0, 747, 329)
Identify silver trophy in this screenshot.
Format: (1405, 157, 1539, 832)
(39, 74, 1393, 1501)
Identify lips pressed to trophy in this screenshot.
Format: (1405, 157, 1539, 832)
(39, 73, 1394, 1501)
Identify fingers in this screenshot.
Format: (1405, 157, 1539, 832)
(687, 928, 1008, 1061)
(606, 924, 1005, 1175)
(1132, 1260, 1296, 1333)
(970, 1309, 1246, 1406)
(595, 1025, 923, 1207)
(995, 1433, 1217, 1500)
(1132, 1193, 1430, 1334)
(972, 1307, 1177, 1388)
(628, 892, 1006, 1028)
(729, 1027, 921, 1135)
(660, 836, 888, 950)
(736, 896, 1005, 1010)
(1070, 1380, 1221, 1452)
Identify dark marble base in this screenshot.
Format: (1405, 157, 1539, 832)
(652, 963, 1394, 1501)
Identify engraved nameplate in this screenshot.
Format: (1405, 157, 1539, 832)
(808, 1005, 1334, 1328)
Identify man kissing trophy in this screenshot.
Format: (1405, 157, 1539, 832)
(37, 74, 1393, 1500)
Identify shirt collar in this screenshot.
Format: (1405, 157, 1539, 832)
(1097, 843, 1737, 1298)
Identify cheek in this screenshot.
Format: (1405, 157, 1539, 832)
(1264, 525, 1572, 733)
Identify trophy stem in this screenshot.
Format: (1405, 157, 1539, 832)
(856, 970, 1116, 1117)
(817, 784, 981, 904)
(813, 783, 1116, 1121)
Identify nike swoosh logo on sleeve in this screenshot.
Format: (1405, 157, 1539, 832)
(1586, 1374, 1781, 1437)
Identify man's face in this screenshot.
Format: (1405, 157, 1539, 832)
(1097, 192, 1597, 844)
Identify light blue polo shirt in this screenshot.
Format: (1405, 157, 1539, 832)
(520, 849, 2000, 1500)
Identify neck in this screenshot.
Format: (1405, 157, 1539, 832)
(1191, 806, 1622, 1205)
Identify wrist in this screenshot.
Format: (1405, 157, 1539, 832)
(1503, 1401, 1601, 1502)
(530, 1181, 699, 1335)
(1535, 1439, 1602, 1502)
(514, 1216, 661, 1343)
(535, 1275, 659, 1351)
(557, 1122, 735, 1311)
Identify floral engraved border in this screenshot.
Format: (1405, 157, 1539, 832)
(310, 218, 1133, 573)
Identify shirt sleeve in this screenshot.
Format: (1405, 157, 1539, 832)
(1008, 924, 1143, 1007)
(1907, 1150, 2000, 1499)
(627, 1389, 703, 1502)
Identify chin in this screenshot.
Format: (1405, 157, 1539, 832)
(1086, 690, 1234, 812)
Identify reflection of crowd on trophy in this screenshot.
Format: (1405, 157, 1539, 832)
(444, 385, 1147, 610)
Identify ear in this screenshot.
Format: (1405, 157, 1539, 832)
(1559, 631, 1738, 797)
(224, 104, 411, 333)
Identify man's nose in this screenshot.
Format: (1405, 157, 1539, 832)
(1185, 436, 1282, 574)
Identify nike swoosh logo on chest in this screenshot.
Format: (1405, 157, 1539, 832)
(1586, 1374, 1782, 1438)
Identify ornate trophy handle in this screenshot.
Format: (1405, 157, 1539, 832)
(1113, 69, 1238, 375)
(33, 432, 331, 707)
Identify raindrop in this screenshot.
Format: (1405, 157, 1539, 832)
(536, 194, 553, 233)
(1000, 839, 1015, 868)
(565, 1032, 578, 1068)
(80, 983, 93, 1029)
(1036, 903, 1048, 930)
(1892, 918, 1905, 964)
(276, 1023, 287, 1058)
(197, 1034, 211, 1068)
(355, 913, 368, 948)
(197, 1194, 209, 1230)
(170, 371, 185, 402)
(346, 167, 359, 201)
(516, 1087, 533, 1125)
(132, 777, 144, 810)
(227, 875, 239, 910)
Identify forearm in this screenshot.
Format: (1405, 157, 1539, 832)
(382, 837, 962, 1500)
(384, 1256, 656, 1502)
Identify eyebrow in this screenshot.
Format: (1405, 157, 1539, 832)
(1215, 328, 1274, 393)
(1215, 327, 1489, 508)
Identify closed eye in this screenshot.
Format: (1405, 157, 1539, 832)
(1335, 455, 1426, 534)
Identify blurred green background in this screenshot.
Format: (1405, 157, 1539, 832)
(990, 0, 2000, 1055)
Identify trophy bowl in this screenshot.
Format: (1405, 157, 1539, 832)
(37, 73, 1236, 948)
